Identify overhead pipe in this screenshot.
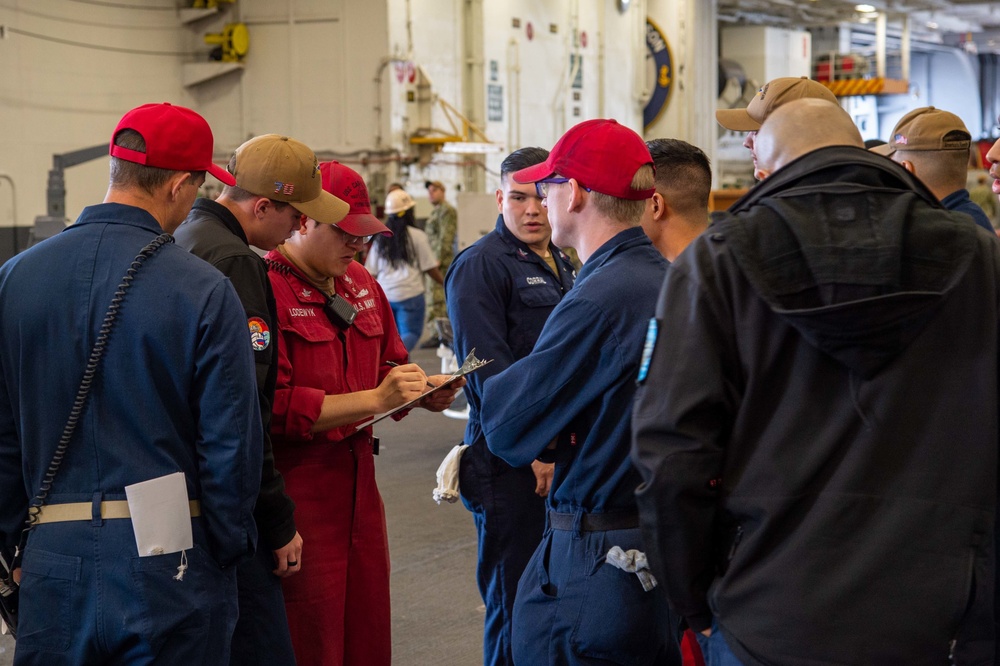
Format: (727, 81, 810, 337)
(634, 0, 650, 109)
(551, 0, 581, 137)
(373, 0, 414, 149)
(597, 0, 606, 118)
(876, 11, 887, 78)
(507, 37, 521, 150)
(373, 55, 409, 149)
(0, 175, 19, 256)
(901, 15, 911, 82)
(462, 0, 486, 193)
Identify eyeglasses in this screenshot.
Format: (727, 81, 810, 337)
(535, 177, 570, 199)
(534, 177, 590, 199)
(334, 226, 373, 245)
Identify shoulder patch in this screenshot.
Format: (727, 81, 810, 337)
(636, 317, 658, 384)
(248, 316, 271, 352)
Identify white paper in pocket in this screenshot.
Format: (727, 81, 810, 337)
(125, 472, 193, 557)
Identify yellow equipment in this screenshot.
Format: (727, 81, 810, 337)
(204, 22, 249, 63)
(191, 0, 235, 8)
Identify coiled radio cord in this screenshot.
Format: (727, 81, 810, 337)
(24, 233, 173, 530)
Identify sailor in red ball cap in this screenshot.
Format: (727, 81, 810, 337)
(480, 119, 683, 665)
(0, 102, 263, 663)
(264, 161, 464, 666)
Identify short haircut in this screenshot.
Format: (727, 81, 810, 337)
(646, 138, 711, 215)
(109, 129, 181, 195)
(591, 165, 655, 226)
(894, 147, 971, 190)
(500, 147, 550, 181)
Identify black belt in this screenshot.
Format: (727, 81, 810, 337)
(548, 510, 639, 532)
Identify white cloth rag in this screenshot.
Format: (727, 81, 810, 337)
(432, 444, 468, 505)
(605, 545, 658, 591)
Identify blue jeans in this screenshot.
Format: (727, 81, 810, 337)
(390, 294, 425, 351)
(695, 622, 745, 666)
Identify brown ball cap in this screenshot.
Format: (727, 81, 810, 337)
(229, 134, 349, 224)
(870, 106, 971, 157)
(716, 77, 838, 132)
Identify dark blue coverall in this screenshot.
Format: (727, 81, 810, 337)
(483, 228, 681, 666)
(0, 204, 262, 665)
(446, 214, 575, 666)
(941, 188, 994, 232)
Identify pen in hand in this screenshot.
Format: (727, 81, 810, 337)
(386, 360, 437, 388)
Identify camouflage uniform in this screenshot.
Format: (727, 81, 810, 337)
(425, 199, 457, 324)
(970, 184, 999, 230)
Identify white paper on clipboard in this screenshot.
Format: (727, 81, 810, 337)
(355, 349, 492, 431)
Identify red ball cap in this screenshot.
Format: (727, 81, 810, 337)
(109, 102, 236, 186)
(512, 118, 654, 200)
(318, 162, 392, 237)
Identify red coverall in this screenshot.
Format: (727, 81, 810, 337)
(266, 251, 408, 666)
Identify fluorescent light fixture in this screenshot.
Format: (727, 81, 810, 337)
(854, 4, 876, 12)
(441, 142, 504, 154)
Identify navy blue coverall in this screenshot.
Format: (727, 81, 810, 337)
(482, 227, 681, 666)
(0, 204, 262, 665)
(446, 214, 575, 666)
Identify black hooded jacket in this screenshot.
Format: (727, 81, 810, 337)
(633, 146, 999, 665)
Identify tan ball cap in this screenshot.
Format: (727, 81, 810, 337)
(870, 106, 971, 157)
(716, 77, 838, 132)
(229, 134, 349, 224)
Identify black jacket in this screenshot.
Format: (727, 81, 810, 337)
(633, 147, 999, 665)
(175, 198, 296, 551)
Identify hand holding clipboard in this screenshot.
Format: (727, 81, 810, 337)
(355, 349, 492, 430)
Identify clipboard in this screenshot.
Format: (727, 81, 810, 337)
(355, 349, 493, 431)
